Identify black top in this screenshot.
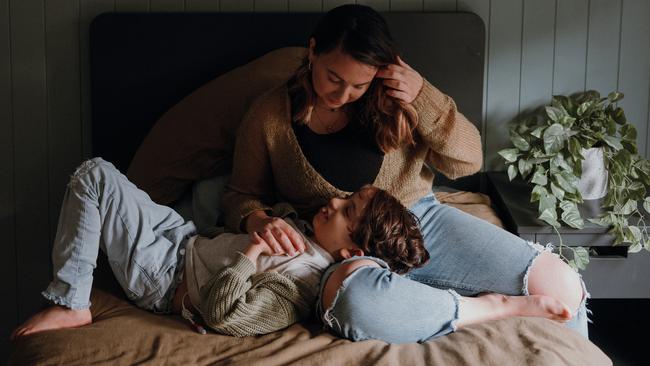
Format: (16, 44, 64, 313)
(292, 120, 384, 192)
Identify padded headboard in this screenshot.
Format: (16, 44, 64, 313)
(90, 12, 485, 176)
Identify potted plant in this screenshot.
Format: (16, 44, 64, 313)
(498, 90, 650, 270)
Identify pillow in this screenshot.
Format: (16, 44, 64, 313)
(127, 47, 306, 205)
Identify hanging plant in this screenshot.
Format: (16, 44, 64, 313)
(498, 91, 650, 270)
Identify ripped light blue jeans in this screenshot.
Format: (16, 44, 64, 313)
(318, 193, 589, 344)
(42, 158, 195, 312)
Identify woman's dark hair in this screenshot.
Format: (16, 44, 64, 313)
(289, 4, 419, 153)
(351, 186, 429, 274)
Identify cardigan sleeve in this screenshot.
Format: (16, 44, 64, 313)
(198, 252, 311, 337)
(222, 95, 276, 232)
(410, 79, 483, 179)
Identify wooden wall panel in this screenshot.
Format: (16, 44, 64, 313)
(484, 0, 523, 170)
(323, 0, 352, 11)
(585, 0, 621, 95)
(357, 0, 390, 12)
(457, 0, 490, 167)
(618, 0, 650, 157)
(45, 0, 82, 251)
(390, 0, 423, 11)
(10, 0, 51, 324)
(519, 0, 554, 111)
(424, 0, 456, 11)
(552, 0, 588, 95)
(289, 0, 322, 12)
(186, 0, 220, 11)
(0, 0, 16, 361)
(115, 0, 150, 12)
(255, 0, 289, 12)
(221, 0, 255, 12)
(150, 0, 185, 12)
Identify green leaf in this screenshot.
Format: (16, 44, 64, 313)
(531, 185, 548, 202)
(618, 199, 637, 215)
(543, 123, 566, 154)
(531, 166, 548, 185)
(621, 124, 637, 141)
(554, 171, 578, 194)
(571, 247, 590, 271)
(545, 106, 565, 123)
(498, 148, 520, 163)
(550, 153, 572, 173)
(560, 201, 585, 229)
(643, 197, 650, 214)
(507, 164, 518, 181)
(588, 215, 614, 227)
(539, 208, 561, 228)
(577, 101, 592, 116)
(628, 241, 643, 254)
(550, 182, 565, 201)
(539, 193, 557, 217)
(612, 107, 626, 124)
(511, 131, 530, 151)
(530, 126, 546, 139)
(603, 135, 623, 150)
(518, 159, 533, 179)
(607, 91, 624, 102)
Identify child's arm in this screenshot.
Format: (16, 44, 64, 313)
(197, 238, 311, 337)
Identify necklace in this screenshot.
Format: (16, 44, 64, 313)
(312, 106, 346, 134)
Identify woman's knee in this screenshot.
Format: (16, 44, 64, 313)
(526, 252, 584, 313)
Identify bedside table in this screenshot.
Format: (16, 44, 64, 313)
(485, 171, 650, 299)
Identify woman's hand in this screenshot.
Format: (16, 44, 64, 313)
(376, 56, 423, 104)
(246, 212, 305, 256)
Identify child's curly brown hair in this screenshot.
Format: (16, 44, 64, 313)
(351, 186, 429, 274)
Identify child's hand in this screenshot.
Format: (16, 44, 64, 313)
(247, 231, 283, 257)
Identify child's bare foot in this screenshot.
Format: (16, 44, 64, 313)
(10, 305, 92, 340)
(456, 293, 572, 328)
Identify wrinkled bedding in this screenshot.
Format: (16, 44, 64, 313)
(8, 192, 611, 366)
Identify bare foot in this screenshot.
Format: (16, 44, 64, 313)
(456, 293, 571, 328)
(10, 305, 92, 340)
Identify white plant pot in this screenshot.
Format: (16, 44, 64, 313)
(576, 147, 608, 200)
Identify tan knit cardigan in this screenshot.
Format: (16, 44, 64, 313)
(222, 80, 483, 232)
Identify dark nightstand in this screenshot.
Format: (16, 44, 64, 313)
(485, 171, 650, 299)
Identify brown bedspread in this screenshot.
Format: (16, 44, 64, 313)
(8, 191, 611, 365)
(8, 289, 610, 366)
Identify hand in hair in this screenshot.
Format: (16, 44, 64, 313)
(376, 56, 423, 104)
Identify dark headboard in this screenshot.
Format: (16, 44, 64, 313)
(90, 12, 485, 177)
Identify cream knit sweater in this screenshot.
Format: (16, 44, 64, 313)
(223, 79, 483, 232)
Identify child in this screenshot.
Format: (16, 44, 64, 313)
(12, 158, 571, 341)
(11, 158, 428, 338)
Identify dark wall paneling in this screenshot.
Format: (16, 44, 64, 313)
(255, 0, 289, 12)
(618, 0, 650, 157)
(115, 0, 150, 12)
(11, 0, 51, 326)
(552, 0, 588, 96)
(519, 0, 554, 113)
(46, 0, 82, 255)
(484, 0, 523, 170)
(357, 0, 389, 12)
(150, 0, 185, 12)
(0, 0, 17, 361)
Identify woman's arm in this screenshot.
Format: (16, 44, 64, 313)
(377, 58, 483, 179)
(411, 79, 483, 179)
(221, 97, 275, 233)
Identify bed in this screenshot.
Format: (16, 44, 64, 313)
(8, 12, 610, 365)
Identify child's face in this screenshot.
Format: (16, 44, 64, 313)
(312, 188, 375, 257)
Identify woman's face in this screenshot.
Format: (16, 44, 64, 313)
(308, 39, 378, 110)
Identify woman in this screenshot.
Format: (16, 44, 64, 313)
(222, 4, 588, 342)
